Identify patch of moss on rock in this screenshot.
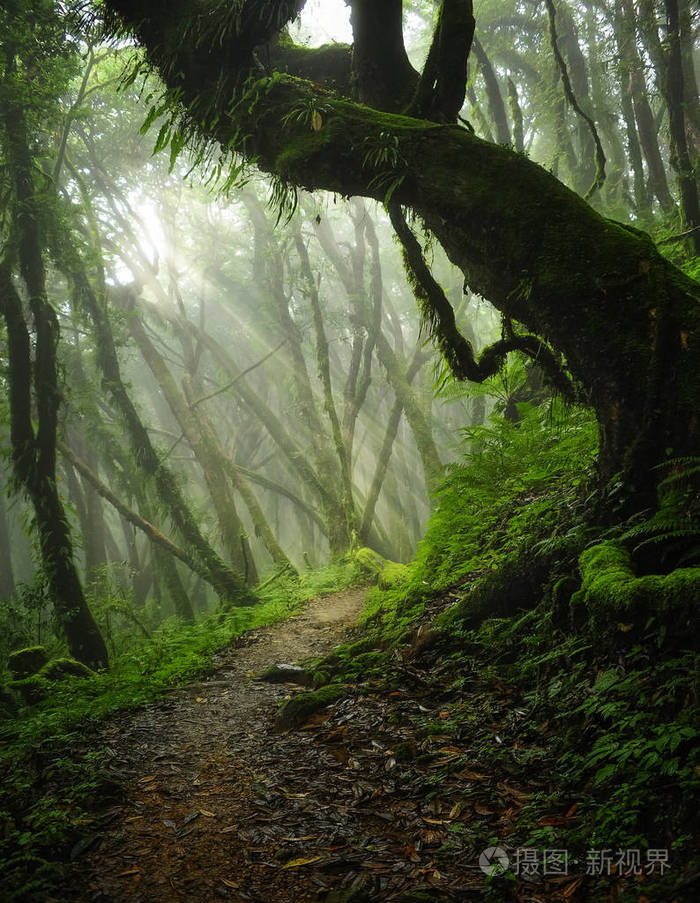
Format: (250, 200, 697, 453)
(378, 561, 410, 589)
(355, 547, 409, 590)
(9, 658, 94, 705)
(274, 683, 346, 731)
(312, 668, 331, 688)
(355, 546, 386, 576)
(41, 658, 94, 681)
(8, 645, 48, 680)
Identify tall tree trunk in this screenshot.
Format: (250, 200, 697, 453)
(180, 317, 347, 554)
(662, 0, 700, 252)
(124, 305, 255, 582)
(618, 0, 675, 213)
(555, 1, 597, 196)
(0, 490, 16, 599)
(243, 193, 350, 551)
(310, 209, 443, 492)
(359, 346, 426, 544)
(0, 86, 108, 669)
(471, 36, 511, 145)
(152, 545, 193, 621)
(294, 231, 358, 548)
(61, 443, 196, 620)
(74, 278, 254, 606)
(78, 438, 108, 573)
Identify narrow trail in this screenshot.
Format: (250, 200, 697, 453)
(68, 588, 372, 903)
(60, 587, 588, 903)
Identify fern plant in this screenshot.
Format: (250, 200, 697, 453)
(622, 457, 700, 569)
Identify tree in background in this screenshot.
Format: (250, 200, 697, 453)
(0, 3, 108, 668)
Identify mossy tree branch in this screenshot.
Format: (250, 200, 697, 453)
(102, 0, 700, 497)
(388, 201, 575, 399)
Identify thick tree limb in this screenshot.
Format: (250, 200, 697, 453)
(102, 0, 700, 490)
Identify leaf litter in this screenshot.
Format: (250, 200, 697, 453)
(58, 587, 608, 902)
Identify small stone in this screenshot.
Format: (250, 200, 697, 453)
(257, 664, 313, 686)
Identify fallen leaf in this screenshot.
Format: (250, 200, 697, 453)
(282, 856, 322, 869)
(138, 776, 156, 784)
(116, 868, 140, 877)
(199, 809, 216, 817)
(539, 815, 565, 826)
(474, 803, 494, 816)
(221, 878, 239, 888)
(563, 877, 584, 896)
(404, 845, 420, 863)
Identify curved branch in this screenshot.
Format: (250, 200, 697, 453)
(387, 201, 575, 399)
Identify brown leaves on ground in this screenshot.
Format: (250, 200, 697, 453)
(56, 588, 608, 903)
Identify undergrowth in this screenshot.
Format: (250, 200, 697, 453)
(324, 397, 699, 901)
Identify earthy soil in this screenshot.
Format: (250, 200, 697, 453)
(56, 587, 585, 903)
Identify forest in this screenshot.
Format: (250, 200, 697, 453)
(0, 0, 698, 901)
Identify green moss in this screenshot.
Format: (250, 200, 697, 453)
(0, 686, 18, 716)
(10, 674, 50, 705)
(40, 659, 94, 681)
(344, 650, 386, 679)
(354, 547, 410, 590)
(378, 561, 410, 589)
(274, 683, 345, 730)
(571, 540, 700, 636)
(9, 659, 94, 705)
(355, 546, 386, 575)
(312, 668, 330, 688)
(7, 646, 49, 680)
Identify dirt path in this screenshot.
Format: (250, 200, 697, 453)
(64, 588, 373, 903)
(55, 587, 674, 903)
